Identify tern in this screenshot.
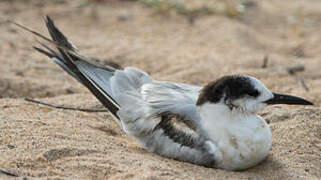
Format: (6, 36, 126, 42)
(11, 16, 313, 170)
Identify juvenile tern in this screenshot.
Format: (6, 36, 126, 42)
(12, 16, 313, 170)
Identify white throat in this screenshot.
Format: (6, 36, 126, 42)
(197, 102, 272, 170)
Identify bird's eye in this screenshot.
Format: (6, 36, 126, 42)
(247, 90, 259, 97)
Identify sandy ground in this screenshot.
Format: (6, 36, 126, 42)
(0, 0, 320, 179)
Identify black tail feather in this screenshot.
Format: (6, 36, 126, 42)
(45, 16, 77, 51)
(33, 46, 54, 58)
(43, 16, 120, 120)
(35, 40, 62, 58)
(10, 16, 121, 120)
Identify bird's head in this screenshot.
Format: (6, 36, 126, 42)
(197, 75, 313, 114)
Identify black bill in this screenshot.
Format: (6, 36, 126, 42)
(265, 93, 313, 105)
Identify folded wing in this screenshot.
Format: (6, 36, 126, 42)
(16, 16, 216, 167)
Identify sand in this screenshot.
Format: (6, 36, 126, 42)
(0, 0, 320, 179)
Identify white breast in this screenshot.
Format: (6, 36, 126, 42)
(198, 103, 272, 170)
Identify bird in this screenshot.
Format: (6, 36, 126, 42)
(11, 16, 313, 171)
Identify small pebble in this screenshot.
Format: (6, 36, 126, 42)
(118, 12, 132, 21)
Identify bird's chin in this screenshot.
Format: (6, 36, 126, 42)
(243, 102, 267, 114)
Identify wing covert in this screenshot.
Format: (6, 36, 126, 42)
(140, 81, 202, 128)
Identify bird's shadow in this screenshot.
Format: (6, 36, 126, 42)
(244, 155, 290, 177)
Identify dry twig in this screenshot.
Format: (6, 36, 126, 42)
(261, 55, 269, 68)
(265, 63, 310, 92)
(295, 76, 310, 92)
(285, 65, 309, 92)
(0, 168, 20, 177)
(24, 97, 108, 112)
(0, 79, 10, 97)
(286, 65, 305, 75)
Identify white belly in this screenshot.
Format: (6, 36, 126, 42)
(199, 108, 272, 170)
(215, 117, 271, 170)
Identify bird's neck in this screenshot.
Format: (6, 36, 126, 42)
(197, 102, 250, 121)
(196, 102, 261, 140)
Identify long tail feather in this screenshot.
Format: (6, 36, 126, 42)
(10, 16, 121, 121)
(33, 46, 54, 58)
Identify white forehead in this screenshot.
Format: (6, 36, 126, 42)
(247, 76, 273, 100)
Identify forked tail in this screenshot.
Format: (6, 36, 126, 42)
(11, 16, 121, 121)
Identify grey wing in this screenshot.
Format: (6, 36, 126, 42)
(114, 76, 216, 167)
(111, 70, 202, 134)
(140, 81, 202, 129)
